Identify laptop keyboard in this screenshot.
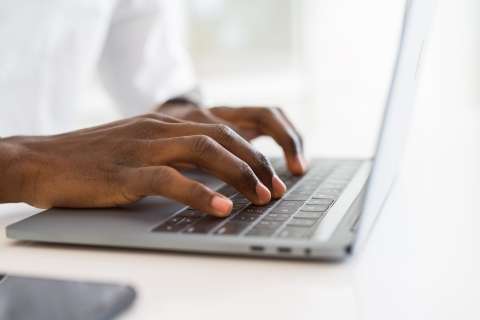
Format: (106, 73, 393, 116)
(152, 160, 361, 239)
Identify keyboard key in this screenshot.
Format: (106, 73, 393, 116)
(263, 213, 290, 221)
(271, 201, 303, 214)
(246, 227, 276, 237)
(215, 221, 250, 235)
(295, 211, 324, 219)
(289, 189, 312, 196)
(307, 199, 333, 206)
(153, 224, 177, 232)
(178, 209, 206, 219)
(255, 220, 284, 230)
(284, 194, 311, 201)
(315, 188, 342, 196)
(169, 215, 183, 224)
(306, 174, 328, 180)
(270, 206, 299, 215)
(301, 204, 330, 212)
(300, 180, 324, 186)
(311, 194, 335, 200)
(153, 216, 194, 233)
(322, 182, 345, 189)
(283, 177, 302, 188)
(232, 213, 260, 222)
(277, 226, 312, 239)
(275, 200, 304, 209)
(217, 185, 238, 198)
(182, 216, 225, 234)
(242, 206, 269, 215)
(295, 185, 317, 192)
(288, 218, 317, 227)
(232, 202, 249, 212)
(231, 194, 250, 204)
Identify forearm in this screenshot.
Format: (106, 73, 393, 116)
(0, 136, 30, 204)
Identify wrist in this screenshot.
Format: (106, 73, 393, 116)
(0, 136, 37, 204)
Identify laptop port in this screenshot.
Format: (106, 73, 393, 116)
(277, 247, 292, 254)
(250, 245, 264, 252)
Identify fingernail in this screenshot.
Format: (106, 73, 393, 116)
(210, 195, 233, 216)
(256, 183, 271, 204)
(272, 175, 287, 198)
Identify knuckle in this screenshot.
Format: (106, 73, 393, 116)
(141, 112, 160, 120)
(214, 124, 236, 143)
(195, 108, 209, 116)
(135, 117, 159, 130)
(137, 118, 159, 127)
(143, 112, 179, 123)
(255, 151, 273, 174)
(135, 118, 168, 137)
(143, 167, 175, 195)
(188, 108, 209, 121)
(237, 162, 256, 184)
(190, 135, 217, 157)
(149, 166, 175, 192)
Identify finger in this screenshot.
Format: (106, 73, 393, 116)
(242, 107, 306, 175)
(157, 123, 287, 198)
(122, 166, 233, 217)
(135, 136, 272, 205)
(276, 108, 305, 154)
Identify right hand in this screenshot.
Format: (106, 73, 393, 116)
(0, 113, 287, 217)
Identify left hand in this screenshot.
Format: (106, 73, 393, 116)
(158, 102, 306, 175)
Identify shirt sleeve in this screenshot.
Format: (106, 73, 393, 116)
(98, 0, 197, 117)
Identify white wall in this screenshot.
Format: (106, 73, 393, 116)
(186, 0, 407, 158)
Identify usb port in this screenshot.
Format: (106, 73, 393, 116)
(250, 245, 264, 252)
(277, 247, 292, 254)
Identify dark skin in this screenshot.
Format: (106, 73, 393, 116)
(0, 105, 306, 217)
(158, 102, 307, 175)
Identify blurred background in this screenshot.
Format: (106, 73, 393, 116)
(84, 0, 406, 159)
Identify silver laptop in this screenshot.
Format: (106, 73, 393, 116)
(6, 0, 435, 261)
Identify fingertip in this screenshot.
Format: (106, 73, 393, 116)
(255, 183, 271, 204)
(210, 195, 233, 217)
(272, 175, 287, 198)
(288, 155, 307, 176)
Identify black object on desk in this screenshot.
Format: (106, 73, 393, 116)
(0, 274, 136, 320)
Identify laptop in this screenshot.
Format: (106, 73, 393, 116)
(6, 0, 435, 261)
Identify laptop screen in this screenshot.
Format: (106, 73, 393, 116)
(356, 0, 436, 247)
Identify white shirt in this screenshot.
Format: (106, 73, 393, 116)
(0, 0, 196, 136)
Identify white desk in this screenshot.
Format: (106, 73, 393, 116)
(1, 1, 478, 319)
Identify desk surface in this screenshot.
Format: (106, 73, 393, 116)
(1, 3, 479, 319)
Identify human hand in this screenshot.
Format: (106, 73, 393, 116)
(158, 103, 307, 175)
(0, 114, 287, 217)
